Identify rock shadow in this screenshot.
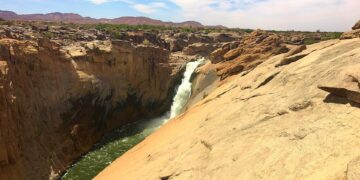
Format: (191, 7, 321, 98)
(323, 94, 360, 108)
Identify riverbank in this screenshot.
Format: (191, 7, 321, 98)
(96, 38, 360, 179)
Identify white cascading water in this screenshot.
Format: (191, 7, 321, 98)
(62, 58, 204, 180)
(170, 58, 204, 118)
(142, 58, 204, 130)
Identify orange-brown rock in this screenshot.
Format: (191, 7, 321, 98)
(223, 48, 242, 61)
(183, 43, 216, 56)
(210, 30, 289, 79)
(341, 20, 360, 39)
(341, 29, 360, 39)
(0, 38, 186, 180)
(284, 44, 306, 57)
(352, 20, 360, 30)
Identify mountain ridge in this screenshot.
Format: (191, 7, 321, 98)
(0, 10, 226, 28)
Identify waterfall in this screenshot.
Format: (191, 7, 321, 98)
(142, 58, 204, 131)
(62, 58, 204, 180)
(169, 58, 204, 118)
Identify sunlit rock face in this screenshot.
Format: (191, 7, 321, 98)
(341, 20, 360, 39)
(0, 38, 186, 180)
(96, 38, 360, 180)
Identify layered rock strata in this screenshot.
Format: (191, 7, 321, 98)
(0, 37, 185, 179)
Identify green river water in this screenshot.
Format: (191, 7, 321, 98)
(62, 59, 204, 180)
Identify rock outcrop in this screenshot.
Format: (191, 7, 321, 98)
(209, 30, 289, 79)
(352, 20, 360, 30)
(97, 38, 360, 180)
(341, 29, 360, 40)
(183, 43, 217, 56)
(318, 65, 360, 104)
(0, 36, 186, 179)
(341, 20, 360, 39)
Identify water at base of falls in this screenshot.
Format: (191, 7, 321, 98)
(62, 58, 204, 180)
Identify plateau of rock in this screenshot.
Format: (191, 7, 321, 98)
(0, 18, 354, 180)
(97, 21, 360, 180)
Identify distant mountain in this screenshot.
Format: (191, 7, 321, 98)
(0, 10, 216, 28)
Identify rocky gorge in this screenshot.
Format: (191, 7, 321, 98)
(0, 23, 192, 179)
(0, 19, 355, 180)
(97, 22, 360, 180)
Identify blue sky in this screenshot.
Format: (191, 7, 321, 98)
(1, 0, 360, 31)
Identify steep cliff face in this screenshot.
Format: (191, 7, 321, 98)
(0, 38, 185, 179)
(96, 38, 360, 180)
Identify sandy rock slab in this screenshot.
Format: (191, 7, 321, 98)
(96, 38, 360, 180)
(319, 65, 360, 104)
(347, 157, 360, 180)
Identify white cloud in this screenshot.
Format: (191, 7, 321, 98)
(132, 2, 167, 14)
(88, 0, 167, 14)
(89, 0, 109, 4)
(88, 0, 133, 5)
(169, 0, 360, 31)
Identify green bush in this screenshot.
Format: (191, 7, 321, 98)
(142, 39, 151, 46)
(44, 32, 54, 39)
(112, 32, 121, 39)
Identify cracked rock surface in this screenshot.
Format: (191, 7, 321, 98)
(97, 38, 360, 180)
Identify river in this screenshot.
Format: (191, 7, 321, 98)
(62, 58, 204, 180)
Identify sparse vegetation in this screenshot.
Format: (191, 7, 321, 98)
(43, 32, 55, 39)
(142, 39, 151, 46)
(0, 19, 14, 26)
(112, 32, 121, 39)
(302, 32, 342, 45)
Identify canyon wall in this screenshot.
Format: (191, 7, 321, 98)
(0, 38, 185, 179)
(96, 38, 360, 179)
(0, 21, 345, 180)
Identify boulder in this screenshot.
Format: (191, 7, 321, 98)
(174, 32, 188, 40)
(188, 33, 202, 44)
(318, 65, 360, 104)
(285, 45, 306, 57)
(213, 33, 235, 42)
(183, 43, 215, 55)
(341, 29, 360, 40)
(341, 20, 360, 39)
(167, 38, 188, 52)
(289, 36, 304, 45)
(223, 48, 242, 61)
(352, 20, 360, 30)
(210, 47, 229, 63)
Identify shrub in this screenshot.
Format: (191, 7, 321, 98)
(142, 39, 151, 46)
(112, 32, 121, 39)
(44, 32, 54, 39)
